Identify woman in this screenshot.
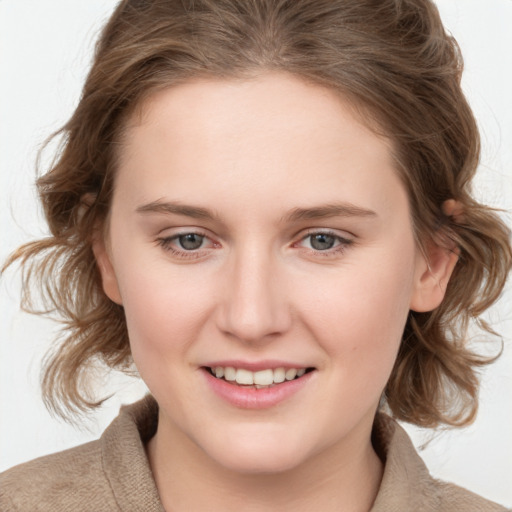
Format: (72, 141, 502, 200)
(1, 1, 511, 510)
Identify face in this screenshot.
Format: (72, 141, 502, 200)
(95, 73, 452, 474)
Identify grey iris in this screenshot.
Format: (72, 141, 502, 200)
(310, 234, 335, 250)
(179, 234, 203, 250)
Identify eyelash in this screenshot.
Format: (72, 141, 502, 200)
(156, 229, 354, 260)
(156, 231, 213, 260)
(294, 230, 354, 257)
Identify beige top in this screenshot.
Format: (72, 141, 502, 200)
(0, 396, 507, 511)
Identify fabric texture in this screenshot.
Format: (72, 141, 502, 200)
(0, 396, 507, 511)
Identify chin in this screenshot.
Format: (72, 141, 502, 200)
(202, 431, 311, 475)
(216, 450, 305, 475)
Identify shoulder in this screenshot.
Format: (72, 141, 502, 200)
(371, 413, 509, 512)
(432, 479, 509, 512)
(0, 397, 161, 512)
(0, 439, 118, 512)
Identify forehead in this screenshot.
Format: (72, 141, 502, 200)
(124, 72, 387, 154)
(114, 72, 407, 223)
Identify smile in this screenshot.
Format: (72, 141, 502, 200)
(206, 366, 312, 388)
(203, 365, 316, 409)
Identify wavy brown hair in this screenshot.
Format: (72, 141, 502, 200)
(4, 0, 511, 426)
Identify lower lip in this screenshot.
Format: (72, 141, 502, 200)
(202, 368, 314, 409)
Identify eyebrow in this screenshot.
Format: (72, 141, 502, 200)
(136, 200, 219, 221)
(284, 203, 377, 222)
(136, 199, 377, 223)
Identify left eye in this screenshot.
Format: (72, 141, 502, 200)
(299, 232, 351, 252)
(307, 233, 337, 250)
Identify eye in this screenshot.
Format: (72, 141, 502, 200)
(176, 233, 205, 250)
(156, 230, 218, 259)
(295, 230, 353, 256)
(308, 233, 337, 251)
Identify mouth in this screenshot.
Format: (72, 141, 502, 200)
(203, 366, 315, 389)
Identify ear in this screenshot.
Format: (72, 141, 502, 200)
(92, 232, 123, 305)
(409, 237, 459, 313)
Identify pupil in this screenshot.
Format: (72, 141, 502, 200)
(310, 234, 335, 250)
(179, 234, 203, 250)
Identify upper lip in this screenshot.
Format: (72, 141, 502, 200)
(201, 360, 312, 372)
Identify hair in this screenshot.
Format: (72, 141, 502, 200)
(4, 0, 511, 426)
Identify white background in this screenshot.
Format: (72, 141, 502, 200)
(1, 0, 511, 507)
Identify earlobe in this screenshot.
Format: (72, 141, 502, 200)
(92, 235, 123, 305)
(409, 240, 459, 313)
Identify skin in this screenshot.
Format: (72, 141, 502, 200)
(94, 73, 457, 512)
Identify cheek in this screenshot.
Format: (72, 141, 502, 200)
(295, 262, 414, 427)
(118, 264, 217, 402)
(113, 252, 216, 360)
(297, 246, 416, 375)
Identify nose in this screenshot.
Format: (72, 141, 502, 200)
(216, 246, 291, 344)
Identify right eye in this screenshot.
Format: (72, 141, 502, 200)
(156, 230, 218, 260)
(175, 233, 206, 250)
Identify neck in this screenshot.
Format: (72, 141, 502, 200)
(147, 416, 383, 512)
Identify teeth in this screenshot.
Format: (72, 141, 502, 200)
(254, 369, 273, 386)
(210, 366, 309, 385)
(235, 368, 254, 385)
(273, 367, 285, 383)
(224, 367, 236, 381)
(285, 368, 297, 380)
